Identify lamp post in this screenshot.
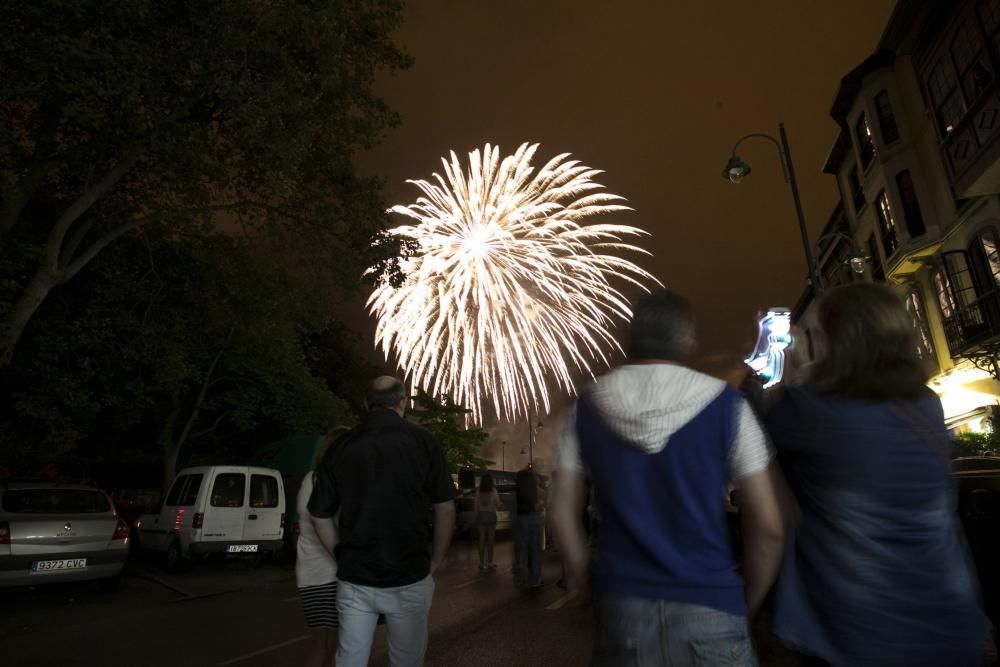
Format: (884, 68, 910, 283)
(723, 123, 823, 297)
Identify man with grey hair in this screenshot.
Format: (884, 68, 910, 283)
(309, 376, 456, 667)
(551, 289, 785, 666)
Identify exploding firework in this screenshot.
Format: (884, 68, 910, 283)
(368, 142, 660, 423)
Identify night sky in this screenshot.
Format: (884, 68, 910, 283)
(354, 1, 897, 450)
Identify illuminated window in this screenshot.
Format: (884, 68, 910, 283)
(895, 170, 925, 238)
(855, 114, 876, 169)
(928, 59, 966, 136)
(973, 228, 1000, 288)
(935, 269, 958, 318)
(875, 91, 900, 144)
(906, 289, 935, 359)
(848, 166, 865, 214)
(876, 190, 899, 257)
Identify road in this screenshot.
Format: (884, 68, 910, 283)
(0, 537, 799, 666)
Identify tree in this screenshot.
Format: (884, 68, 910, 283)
(0, 0, 410, 362)
(407, 390, 493, 471)
(0, 229, 354, 487)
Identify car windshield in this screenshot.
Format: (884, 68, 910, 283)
(3, 489, 111, 514)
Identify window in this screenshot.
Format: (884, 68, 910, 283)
(181, 473, 203, 506)
(905, 289, 935, 359)
(895, 171, 926, 238)
(928, 59, 966, 136)
(2, 489, 111, 514)
(935, 269, 958, 318)
(981, 0, 1000, 55)
(868, 234, 885, 282)
(848, 166, 865, 214)
(952, 21, 993, 104)
(876, 190, 899, 257)
(978, 228, 1000, 286)
(250, 475, 280, 508)
(210, 473, 246, 508)
(165, 475, 189, 507)
(944, 251, 985, 325)
(855, 114, 876, 169)
(875, 91, 900, 144)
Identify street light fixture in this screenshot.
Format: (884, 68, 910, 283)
(723, 123, 823, 296)
(816, 231, 869, 277)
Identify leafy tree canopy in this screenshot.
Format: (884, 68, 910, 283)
(407, 389, 493, 472)
(0, 0, 410, 359)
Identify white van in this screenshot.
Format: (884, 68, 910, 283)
(138, 466, 285, 571)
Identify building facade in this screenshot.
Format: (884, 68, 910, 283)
(805, 0, 1000, 431)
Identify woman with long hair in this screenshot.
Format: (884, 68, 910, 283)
(296, 426, 351, 667)
(474, 473, 503, 571)
(763, 284, 990, 665)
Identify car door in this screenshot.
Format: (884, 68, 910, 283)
(200, 468, 247, 544)
(243, 470, 283, 544)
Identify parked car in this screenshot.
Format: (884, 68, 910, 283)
(0, 481, 129, 590)
(137, 466, 285, 571)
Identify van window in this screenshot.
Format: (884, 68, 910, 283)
(250, 475, 279, 508)
(165, 476, 189, 506)
(211, 473, 246, 508)
(181, 474, 203, 506)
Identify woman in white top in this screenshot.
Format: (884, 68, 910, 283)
(474, 473, 503, 571)
(297, 429, 346, 667)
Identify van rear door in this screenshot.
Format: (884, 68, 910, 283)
(200, 468, 247, 544)
(243, 470, 284, 546)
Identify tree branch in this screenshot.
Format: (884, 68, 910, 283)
(190, 410, 231, 441)
(44, 149, 143, 271)
(59, 218, 94, 267)
(61, 201, 253, 280)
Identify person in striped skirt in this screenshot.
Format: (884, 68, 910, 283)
(297, 428, 349, 667)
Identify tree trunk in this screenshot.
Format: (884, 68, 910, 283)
(0, 268, 58, 365)
(160, 400, 182, 493)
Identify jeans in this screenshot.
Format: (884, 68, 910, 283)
(593, 597, 756, 667)
(516, 513, 543, 587)
(336, 575, 435, 667)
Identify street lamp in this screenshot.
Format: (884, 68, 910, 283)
(816, 231, 869, 278)
(723, 123, 823, 296)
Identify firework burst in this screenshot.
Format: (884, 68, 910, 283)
(368, 142, 660, 423)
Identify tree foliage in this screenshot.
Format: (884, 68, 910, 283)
(953, 429, 1000, 457)
(0, 0, 410, 360)
(407, 390, 493, 471)
(0, 230, 355, 486)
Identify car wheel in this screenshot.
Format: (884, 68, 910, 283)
(96, 573, 121, 594)
(164, 539, 184, 573)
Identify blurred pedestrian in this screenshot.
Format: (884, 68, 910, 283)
(474, 473, 502, 571)
(763, 284, 991, 666)
(515, 463, 544, 590)
(552, 289, 784, 666)
(309, 376, 456, 667)
(297, 427, 351, 667)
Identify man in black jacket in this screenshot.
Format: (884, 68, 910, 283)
(308, 376, 456, 667)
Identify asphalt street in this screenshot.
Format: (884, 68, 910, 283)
(1, 537, 799, 666)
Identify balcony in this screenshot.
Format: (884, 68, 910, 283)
(941, 80, 1000, 198)
(942, 288, 1000, 357)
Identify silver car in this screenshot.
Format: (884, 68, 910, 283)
(0, 481, 129, 590)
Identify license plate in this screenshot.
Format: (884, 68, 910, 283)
(227, 544, 257, 553)
(32, 558, 87, 573)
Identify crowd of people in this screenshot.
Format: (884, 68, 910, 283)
(291, 283, 994, 667)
